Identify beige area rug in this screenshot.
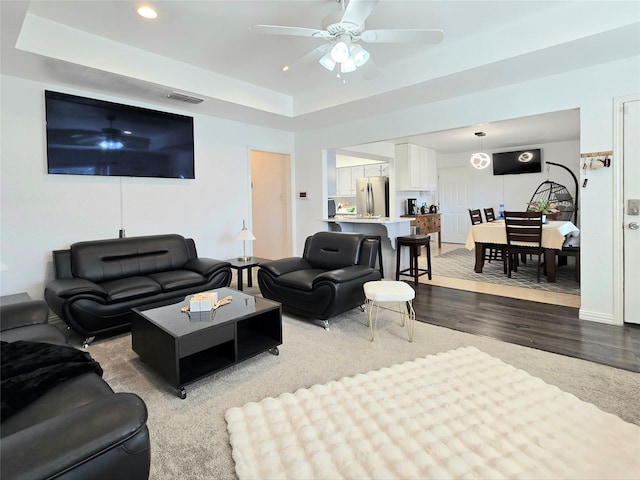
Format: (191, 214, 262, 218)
(85, 308, 640, 480)
(422, 248, 580, 296)
(226, 346, 640, 480)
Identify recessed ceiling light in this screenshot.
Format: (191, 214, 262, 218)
(137, 5, 158, 19)
(282, 66, 289, 72)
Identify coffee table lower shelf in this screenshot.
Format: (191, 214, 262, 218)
(132, 288, 282, 398)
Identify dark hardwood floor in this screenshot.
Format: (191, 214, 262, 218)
(412, 284, 640, 373)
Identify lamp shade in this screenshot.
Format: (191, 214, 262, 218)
(236, 221, 255, 241)
(470, 152, 491, 169)
(340, 57, 357, 73)
(331, 40, 350, 63)
(319, 52, 337, 71)
(350, 44, 370, 67)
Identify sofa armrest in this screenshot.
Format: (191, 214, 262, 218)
(183, 258, 231, 277)
(0, 301, 50, 331)
(45, 278, 108, 299)
(1, 393, 149, 480)
(314, 265, 377, 284)
(260, 257, 313, 277)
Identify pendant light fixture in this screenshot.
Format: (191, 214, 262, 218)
(470, 131, 491, 170)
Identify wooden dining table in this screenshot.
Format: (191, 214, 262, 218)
(465, 220, 580, 282)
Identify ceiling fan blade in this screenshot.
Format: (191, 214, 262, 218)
(341, 0, 379, 28)
(251, 25, 330, 39)
(285, 44, 331, 71)
(361, 29, 444, 44)
(359, 58, 379, 80)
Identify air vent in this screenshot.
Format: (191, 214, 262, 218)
(166, 92, 204, 104)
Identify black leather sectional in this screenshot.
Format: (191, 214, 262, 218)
(0, 300, 150, 480)
(45, 234, 232, 344)
(258, 231, 381, 328)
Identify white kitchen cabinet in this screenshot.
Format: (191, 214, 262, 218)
(336, 166, 365, 196)
(364, 164, 381, 177)
(350, 166, 365, 192)
(395, 144, 437, 191)
(363, 162, 390, 177)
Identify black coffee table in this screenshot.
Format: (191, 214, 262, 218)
(131, 288, 282, 398)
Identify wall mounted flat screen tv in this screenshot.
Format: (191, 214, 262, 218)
(492, 148, 542, 175)
(45, 90, 195, 179)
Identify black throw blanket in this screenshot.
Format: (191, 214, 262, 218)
(1, 340, 103, 420)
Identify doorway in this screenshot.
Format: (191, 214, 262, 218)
(439, 167, 471, 243)
(250, 150, 291, 260)
(614, 95, 640, 325)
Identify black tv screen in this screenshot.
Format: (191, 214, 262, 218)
(492, 149, 542, 175)
(45, 90, 195, 179)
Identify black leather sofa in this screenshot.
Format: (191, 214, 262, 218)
(1, 300, 151, 480)
(257, 231, 381, 329)
(45, 234, 232, 344)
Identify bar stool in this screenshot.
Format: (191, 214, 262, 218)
(364, 235, 384, 278)
(395, 234, 432, 285)
(363, 280, 415, 342)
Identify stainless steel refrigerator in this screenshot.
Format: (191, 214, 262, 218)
(356, 176, 389, 217)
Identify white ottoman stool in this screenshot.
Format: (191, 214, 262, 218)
(363, 280, 415, 342)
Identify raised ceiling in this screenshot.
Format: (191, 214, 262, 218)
(1, 1, 638, 150)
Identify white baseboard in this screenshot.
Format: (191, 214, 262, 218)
(579, 309, 617, 325)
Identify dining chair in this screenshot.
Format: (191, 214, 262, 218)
(484, 208, 496, 222)
(468, 209, 483, 225)
(504, 210, 544, 282)
(469, 208, 506, 272)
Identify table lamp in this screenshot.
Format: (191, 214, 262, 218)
(236, 220, 255, 261)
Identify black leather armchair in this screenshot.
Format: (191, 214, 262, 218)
(258, 232, 381, 329)
(1, 301, 151, 480)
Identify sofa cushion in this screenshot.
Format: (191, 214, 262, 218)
(274, 269, 326, 291)
(147, 269, 206, 291)
(1, 373, 113, 438)
(0, 324, 67, 346)
(71, 234, 191, 283)
(304, 232, 362, 270)
(101, 276, 162, 301)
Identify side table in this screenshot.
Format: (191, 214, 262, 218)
(225, 257, 270, 291)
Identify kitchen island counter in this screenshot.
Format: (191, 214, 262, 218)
(323, 217, 415, 278)
(325, 216, 415, 224)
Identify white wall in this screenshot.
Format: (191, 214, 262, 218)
(0, 75, 294, 299)
(438, 140, 580, 224)
(295, 56, 640, 325)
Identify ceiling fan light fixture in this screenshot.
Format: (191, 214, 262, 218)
(331, 39, 350, 63)
(350, 44, 370, 67)
(340, 57, 357, 73)
(319, 52, 336, 71)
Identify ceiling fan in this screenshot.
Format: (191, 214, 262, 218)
(66, 115, 150, 150)
(251, 0, 444, 79)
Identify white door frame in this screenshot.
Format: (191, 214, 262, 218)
(612, 93, 640, 325)
(248, 148, 294, 258)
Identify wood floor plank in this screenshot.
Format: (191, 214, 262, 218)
(412, 284, 640, 372)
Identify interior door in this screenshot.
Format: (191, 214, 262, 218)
(623, 99, 640, 324)
(439, 167, 471, 244)
(251, 151, 291, 260)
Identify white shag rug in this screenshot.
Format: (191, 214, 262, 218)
(225, 346, 640, 480)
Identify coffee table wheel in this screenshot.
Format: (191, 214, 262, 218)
(178, 387, 187, 399)
(269, 347, 279, 356)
